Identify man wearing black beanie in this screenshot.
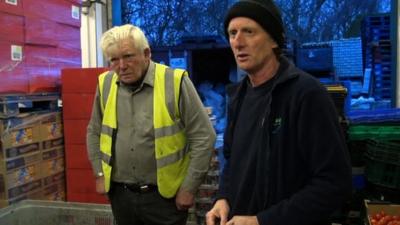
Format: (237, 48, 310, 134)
(206, 1, 352, 225)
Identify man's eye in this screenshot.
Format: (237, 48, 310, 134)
(110, 58, 118, 63)
(123, 54, 135, 60)
(244, 29, 253, 34)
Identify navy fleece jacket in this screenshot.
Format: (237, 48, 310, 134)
(218, 56, 352, 225)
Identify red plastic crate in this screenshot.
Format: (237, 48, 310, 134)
(62, 93, 94, 119)
(66, 168, 96, 193)
(61, 68, 108, 93)
(67, 192, 109, 204)
(0, 0, 23, 16)
(65, 144, 92, 169)
(63, 119, 89, 144)
(0, 12, 24, 43)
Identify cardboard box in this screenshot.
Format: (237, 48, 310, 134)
(0, 152, 41, 173)
(42, 171, 64, 187)
(0, 12, 24, 43)
(42, 137, 64, 150)
(41, 157, 64, 178)
(1, 161, 41, 187)
(0, 177, 42, 200)
(40, 122, 63, 141)
(41, 148, 64, 178)
(0, 116, 42, 160)
(0, 188, 43, 209)
(42, 180, 65, 201)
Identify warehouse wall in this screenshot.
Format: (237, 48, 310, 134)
(80, 0, 108, 68)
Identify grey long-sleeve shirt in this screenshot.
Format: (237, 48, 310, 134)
(86, 61, 216, 194)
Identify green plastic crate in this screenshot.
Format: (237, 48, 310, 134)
(348, 125, 400, 141)
(365, 140, 400, 189)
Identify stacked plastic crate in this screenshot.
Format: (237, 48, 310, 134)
(347, 109, 400, 201)
(61, 68, 108, 204)
(361, 15, 392, 103)
(189, 107, 220, 225)
(345, 109, 400, 224)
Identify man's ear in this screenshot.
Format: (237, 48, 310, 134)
(144, 48, 151, 59)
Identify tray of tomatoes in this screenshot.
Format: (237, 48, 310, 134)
(365, 200, 400, 225)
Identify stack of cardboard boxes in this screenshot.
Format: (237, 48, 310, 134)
(0, 110, 65, 208)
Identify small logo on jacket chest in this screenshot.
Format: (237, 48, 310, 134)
(271, 117, 282, 134)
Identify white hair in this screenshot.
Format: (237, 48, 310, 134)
(100, 24, 150, 58)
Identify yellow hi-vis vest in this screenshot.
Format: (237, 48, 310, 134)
(97, 63, 189, 198)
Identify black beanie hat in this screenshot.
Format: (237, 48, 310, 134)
(224, 0, 285, 48)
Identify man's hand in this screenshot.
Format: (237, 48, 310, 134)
(206, 199, 230, 225)
(95, 176, 106, 194)
(226, 216, 259, 225)
(175, 189, 194, 210)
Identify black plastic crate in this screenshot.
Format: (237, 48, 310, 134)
(364, 140, 400, 189)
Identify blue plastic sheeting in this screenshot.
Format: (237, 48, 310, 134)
(197, 82, 227, 134)
(347, 108, 400, 124)
(197, 82, 227, 173)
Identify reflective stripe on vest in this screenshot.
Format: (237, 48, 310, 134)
(154, 64, 188, 198)
(98, 64, 188, 197)
(98, 71, 118, 192)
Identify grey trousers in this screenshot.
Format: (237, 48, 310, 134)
(108, 182, 188, 225)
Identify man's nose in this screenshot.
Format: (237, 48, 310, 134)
(230, 32, 244, 47)
(118, 58, 128, 68)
